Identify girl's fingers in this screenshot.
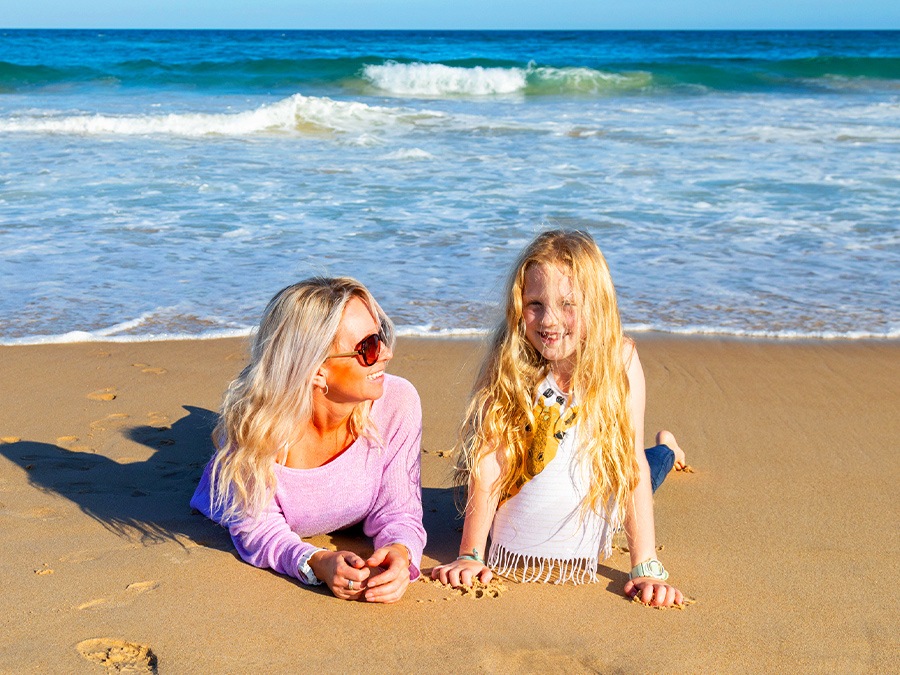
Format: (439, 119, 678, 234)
(664, 585, 677, 607)
(654, 584, 669, 606)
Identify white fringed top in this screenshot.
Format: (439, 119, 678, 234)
(488, 373, 616, 584)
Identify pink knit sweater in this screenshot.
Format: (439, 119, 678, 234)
(191, 374, 426, 581)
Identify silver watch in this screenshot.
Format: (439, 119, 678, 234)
(297, 548, 325, 586)
(628, 558, 669, 581)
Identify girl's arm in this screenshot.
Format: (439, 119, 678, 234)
(431, 446, 503, 587)
(621, 343, 684, 607)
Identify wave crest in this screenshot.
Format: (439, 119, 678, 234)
(362, 61, 652, 97)
(363, 62, 527, 96)
(0, 93, 444, 137)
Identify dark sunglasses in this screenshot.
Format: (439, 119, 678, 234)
(326, 331, 384, 367)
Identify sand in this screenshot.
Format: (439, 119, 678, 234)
(0, 335, 898, 673)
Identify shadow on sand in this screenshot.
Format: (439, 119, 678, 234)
(0, 405, 230, 550)
(0, 405, 459, 569)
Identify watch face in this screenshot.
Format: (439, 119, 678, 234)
(648, 560, 664, 577)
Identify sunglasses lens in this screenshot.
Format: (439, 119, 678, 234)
(361, 333, 381, 366)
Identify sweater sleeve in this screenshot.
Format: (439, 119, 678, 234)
(363, 379, 427, 580)
(190, 462, 317, 582)
(227, 494, 320, 583)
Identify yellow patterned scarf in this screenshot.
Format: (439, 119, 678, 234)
(503, 384, 578, 504)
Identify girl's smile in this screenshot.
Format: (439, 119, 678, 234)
(522, 263, 580, 386)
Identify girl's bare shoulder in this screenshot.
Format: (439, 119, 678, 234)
(621, 336, 639, 365)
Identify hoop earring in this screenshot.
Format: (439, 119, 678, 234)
(322, 383, 329, 396)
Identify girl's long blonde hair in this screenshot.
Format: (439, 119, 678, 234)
(456, 230, 639, 519)
(208, 277, 395, 524)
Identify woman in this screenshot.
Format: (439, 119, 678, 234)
(191, 277, 425, 603)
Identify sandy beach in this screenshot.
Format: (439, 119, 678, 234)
(0, 335, 898, 673)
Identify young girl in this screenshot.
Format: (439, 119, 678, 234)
(431, 230, 686, 607)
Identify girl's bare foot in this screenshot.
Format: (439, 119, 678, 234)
(656, 430, 687, 470)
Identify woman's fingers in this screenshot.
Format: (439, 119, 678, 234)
(365, 569, 410, 603)
(342, 551, 367, 569)
(367, 547, 407, 587)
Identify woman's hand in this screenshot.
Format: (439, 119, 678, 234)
(309, 550, 371, 601)
(362, 544, 412, 604)
(431, 558, 493, 588)
(624, 577, 684, 607)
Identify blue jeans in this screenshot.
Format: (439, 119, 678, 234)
(645, 444, 675, 493)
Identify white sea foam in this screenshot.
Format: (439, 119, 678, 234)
(530, 66, 652, 93)
(624, 323, 900, 340)
(5, 321, 897, 346)
(0, 94, 445, 137)
(1, 327, 254, 346)
(362, 62, 652, 97)
(382, 148, 435, 161)
(0, 308, 256, 345)
(364, 62, 527, 96)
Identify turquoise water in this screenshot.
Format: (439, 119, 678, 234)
(1, 30, 898, 341)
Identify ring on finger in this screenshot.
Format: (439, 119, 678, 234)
(348, 579, 354, 591)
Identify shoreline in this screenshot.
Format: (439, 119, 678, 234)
(3, 327, 899, 347)
(1, 335, 897, 671)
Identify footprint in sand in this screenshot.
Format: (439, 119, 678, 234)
(131, 363, 167, 375)
(455, 579, 507, 599)
(125, 581, 160, 594)
(57, 435, 79, 444)
(418, 577, 507, 602)
(77, 580, 160, 611)
(87, 388, 117, 402)
(27, 506, 62, 520)
(89, 413, 130, 434)
(76, 638, 157, 673)
(631, 594, 697, 610)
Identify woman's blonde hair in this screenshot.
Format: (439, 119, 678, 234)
(208, 277, 395, 523)
(456, 230, 639, 519)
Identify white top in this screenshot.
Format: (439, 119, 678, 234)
(488, 373, 615, 584)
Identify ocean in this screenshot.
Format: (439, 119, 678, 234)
(1, 29, 898, 343)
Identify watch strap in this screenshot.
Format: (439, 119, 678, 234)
(628, 558, 669, 581)
(297, 547, 325, 586)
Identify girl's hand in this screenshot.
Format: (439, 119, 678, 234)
(362, 544, 412, 604)
(624, 577, 684, 607)
(431, 558, 493, 587)
(309, 550, 371, 601)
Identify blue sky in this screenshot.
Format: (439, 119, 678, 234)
(2, 0, 898, 30)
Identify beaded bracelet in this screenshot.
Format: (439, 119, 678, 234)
(456, 548, 485, 565)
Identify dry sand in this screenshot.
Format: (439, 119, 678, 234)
(0, 335, 898, 673)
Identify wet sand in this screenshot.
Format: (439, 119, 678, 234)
(0, 335, 897, 672)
